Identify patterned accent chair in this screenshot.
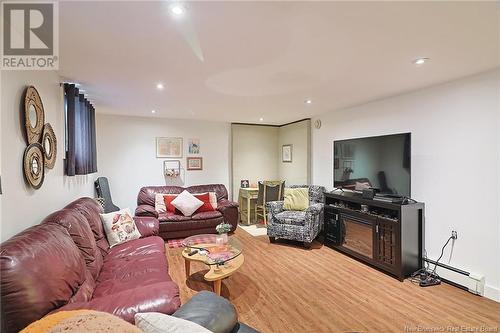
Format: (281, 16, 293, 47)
(266, 185, 325, 248)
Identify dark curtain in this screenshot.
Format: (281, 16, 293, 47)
(64, 83, 98, 176)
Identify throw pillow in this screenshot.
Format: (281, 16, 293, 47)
(171, 190, 204, 216)
(155, 193, 178, 213)
(193, 193, 215, 213)
(135, 312, 211, 333)
(100, 208, 142, 248)
(283, 188, 309, 211)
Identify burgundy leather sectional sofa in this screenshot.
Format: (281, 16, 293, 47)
(0, 198, 180, 333)
(135, 184, 239, 239)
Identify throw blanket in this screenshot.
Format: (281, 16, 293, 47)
(21, 310, 142, 333)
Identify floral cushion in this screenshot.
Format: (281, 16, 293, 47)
(100, 208, 142, 248)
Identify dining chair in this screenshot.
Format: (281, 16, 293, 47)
(255, 180, 285, 225)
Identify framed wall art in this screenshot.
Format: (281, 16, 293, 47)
(156, 137, 183, 158)
(187, 157, 203, 170)
(188, 138, 200, 154)
(282, 144, 292, 163)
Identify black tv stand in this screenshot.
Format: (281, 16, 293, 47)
(323, 191, 424, 281)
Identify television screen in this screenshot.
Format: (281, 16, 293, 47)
(334, 133, 411, 197)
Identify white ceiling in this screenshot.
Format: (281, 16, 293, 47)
(59, 1, 500, 124)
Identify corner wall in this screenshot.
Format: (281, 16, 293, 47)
(312, 70, 500, 301)
(0, 70, 95, 242)
(96, 114, 231, 210)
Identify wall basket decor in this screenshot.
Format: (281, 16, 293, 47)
(23, 143, 45, 189)
(42, 123, 57, 169)
(24, 86, 45, 144)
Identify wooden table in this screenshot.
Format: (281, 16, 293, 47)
(238, 187, 259, 225)
(182, 247, 245, 296)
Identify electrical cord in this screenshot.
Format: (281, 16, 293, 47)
(410, 236, 453, 287)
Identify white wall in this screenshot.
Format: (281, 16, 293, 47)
(0, 70, 94, 242)
(96, 114, 230, 210)
(312, 70, 500, 301)
(278, 120, 311, 186)
(231, 124, 279, 201)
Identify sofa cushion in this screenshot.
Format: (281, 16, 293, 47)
(105, 236, 166, 261)
(283, 188, 309, 211)
(0, 223, 87, 333)
(275, 211, 307, 226)
(192, 211, 223, 220)
(42, 208, 103, 279)
(159, 212, 192, 222)
(193, 193, 215, 213)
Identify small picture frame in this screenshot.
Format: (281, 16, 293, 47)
(156, 137, 183, 158)
(188, 138, 200, 154)
(240, 180, 250, 188)
(164, 160, 181, 178)
(282, 144, 292, 163)
(187, 157, 203, 170)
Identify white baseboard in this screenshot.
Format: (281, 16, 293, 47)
(485, 284, 500, 303)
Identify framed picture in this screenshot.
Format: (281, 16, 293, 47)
(187, 157, 203, 170)
(282, 144, 292, 163)
(156, 137, 183, 158)
(164, 160, 181, 178)
(342, 143, 355, 159)
(240, 179, 249, 188)
(188, 138, 200, 154)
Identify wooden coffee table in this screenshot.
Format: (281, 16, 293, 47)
(182, 234, 244, 296)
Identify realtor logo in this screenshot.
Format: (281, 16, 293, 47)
(1, 1, 59, 70)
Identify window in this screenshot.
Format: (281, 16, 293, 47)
(63, 83, 97, 176)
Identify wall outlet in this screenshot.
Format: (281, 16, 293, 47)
(451, 230, 458, 240)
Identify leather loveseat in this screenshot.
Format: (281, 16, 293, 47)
(0, 197, 181, 333)
(135, 184, 239, 239)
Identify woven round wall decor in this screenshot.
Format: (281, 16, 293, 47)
(23, 143, 45, 189)
(42, 123, 57, 169)
(24, 86, 45, 144)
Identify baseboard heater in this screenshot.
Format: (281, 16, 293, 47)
(424, 258, 485, 296)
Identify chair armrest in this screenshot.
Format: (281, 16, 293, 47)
(135, 204, 159, 218)
(266, 201, 284, 216)
(217, 199, 239, 232)
(306, 203, 324, 215)
(173, 291, 238, 333)
(134, 216, 159, 237)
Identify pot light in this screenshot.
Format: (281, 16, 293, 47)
(170, 4, 185, 16)
(413, 57, 430, 65)
(151, 110, 156, 114)
(304, 99, 312, 104)
(259, 117, 264, 122)
(156, 83, 164, 90)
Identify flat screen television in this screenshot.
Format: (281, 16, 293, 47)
(333, 133, 411, 197)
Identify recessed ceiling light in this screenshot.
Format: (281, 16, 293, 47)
(170, 4, 185, 16)
(259, 117, 264, 122)
(304, 99, 312, 104)
(151, 110, 156, 114)
(156, 83, 164, 90)
(413, 57, 430, 65)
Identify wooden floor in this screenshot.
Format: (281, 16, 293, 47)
(166, 228, 500, 333)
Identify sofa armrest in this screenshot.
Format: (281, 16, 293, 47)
(134, 216, 159, 237)
(216, 199, 239, 232)
(55, 281, 180, 323)
(135, 204, 159, 218)
(266, 201, 284, 216)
